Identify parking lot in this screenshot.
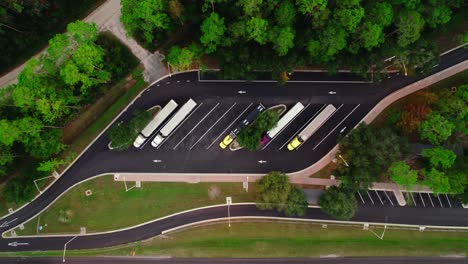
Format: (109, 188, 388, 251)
(356, 190, 464, 208)
(135, 99, 361, 154)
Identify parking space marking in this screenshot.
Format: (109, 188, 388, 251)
(156, 103, 204, 149)
(278, 104, 326, 150)
(383, 191, 394, 206)
(173, 103, 220, 150)
(410, 192, 417, 206)
(375, 191, 384, 205)
(419, 193, 426, 207)
(437, 194, 443, 207)
(427, 193, 435, 207)
(357, 192, 365, 204)
(207, 103, 253, 150)
(445, 194, 452, 208)
(190, 103, 237, 150)
(366, 191, 375, 205)
(262, 103, 311, 150)
(312, 104, 359, 150)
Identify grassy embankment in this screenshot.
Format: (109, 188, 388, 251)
(15, 176, 255, 235)
(5, 222, 468, 257)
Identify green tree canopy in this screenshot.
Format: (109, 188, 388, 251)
(423, 168, 450, 194)
(284, 186, 309, 217)
(200, 12, 226, 54)
(388, 161, 418, 190)
(396, 10, 425, 47)
(318, 186, 357, 220)
(121, 0, 171, 44)
(256, 171, 291, 212)
(419, 112, 455, 145)
(421, 147, 456, 170)
(246, 17, 269, 45)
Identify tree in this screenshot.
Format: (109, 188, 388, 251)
(284, 186, 309, 217)
(237, 0, 263, 16)
(237, 127, 262, 151)
(23, 129, 65, 159)
(396, 10, 425, 47)
(256, 171, 291, 212)
(121, 0, 171, 44)
(168, 0, 184, 24)
(108, 111, 152, 151)
(256, 110, 279, 132)
(419, 112, 454, 145)
(166, 45, 197, 71)
(434, 91, 468, 134)
(270, 27, 295, 56)
(336, 124, 408, 190)
(200, 12, 226, 54)
(275, 0, 296, 26)
(318, 23, 348, 60)
(421, 147, 456, 170)
(334, 6, 364, 33)
(295, 0, 327, 15)
(426, 5, 452, 28)
(360, 22, 384, 50)
(246, 17, 269, 45)
(368, 2, 393, 27)
(423, 168, 450, 194)
(37, 152, 76, 173)
(318, 186, 357, 220)
(397, 103, 431, 134)
(388, 161, 418, 190)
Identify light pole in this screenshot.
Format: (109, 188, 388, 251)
(338, 154, 349, 167)
(226, 197, 232, 227)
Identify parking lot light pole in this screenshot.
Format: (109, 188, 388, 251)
(226, 197, 232, 227)
(338, 154, 349, 167)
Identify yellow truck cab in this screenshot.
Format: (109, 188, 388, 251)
(219, 134, 234, 149)
(287, 137, 302, 151)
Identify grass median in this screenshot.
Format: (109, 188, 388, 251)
(14, 176, 255, 236)
(5, 221, 468, 257)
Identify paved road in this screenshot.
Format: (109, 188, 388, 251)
(0, 257, 466, 264)
(0, 204, 467, 252)
(0, 48, 466, 252)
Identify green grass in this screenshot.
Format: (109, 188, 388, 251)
(5, 222, 468, 257)
(14, 176, 255, 235)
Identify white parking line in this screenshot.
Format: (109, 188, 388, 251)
(419, 193, 426, 207)
(173, 103, 220, 150)
(262, 103, 311, 150)
(375, 191, 384, 205)
(427, 193, 435, 207)
(367, 191, 375, 205)
(278, 104, 326, 150)
(357, 191, 365, 204)
(410, 192, 417, 206)
(156, 103, 204, 149)
(190, 103, 237, 150)
(445, 194, 452, 208)
(437, 194, 443, 207)
(207, 103, 253, 150)
(383, 191, 394, 206)
(312, 104, 360, 150)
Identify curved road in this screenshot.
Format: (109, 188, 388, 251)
(0, 48, 466, 252)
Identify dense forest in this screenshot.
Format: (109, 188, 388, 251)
(121, 0, 466, 80)
(0, 0, 103, 74)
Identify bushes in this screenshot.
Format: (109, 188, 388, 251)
(3, 162, 48, 204)
(98, 32, 139, 80)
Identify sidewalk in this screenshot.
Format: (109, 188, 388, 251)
(0, 0, 167, 88)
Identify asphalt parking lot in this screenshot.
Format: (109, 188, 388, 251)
(136, 98, 360, 154)
(356, 190, 464, 208)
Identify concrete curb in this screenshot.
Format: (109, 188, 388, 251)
(161, 216, 468, 235)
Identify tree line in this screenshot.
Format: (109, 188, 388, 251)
(0, 21, 138, 203)
(121, 0, 464, 80)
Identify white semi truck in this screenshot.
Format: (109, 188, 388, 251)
(261, 102, 305, 145)
(151, 98, 197, 147)
(133, 100, 178, 148)
(287, 104, 336, 150)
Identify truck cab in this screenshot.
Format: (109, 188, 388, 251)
(287, 137, 302, 150)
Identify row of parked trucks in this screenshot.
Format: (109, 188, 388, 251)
(131, 98, 336, 151)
